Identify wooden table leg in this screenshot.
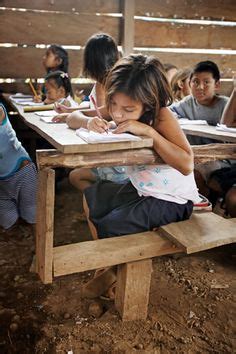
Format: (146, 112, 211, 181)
(36, 168, 55, 284)
(115, 259, 153, 321)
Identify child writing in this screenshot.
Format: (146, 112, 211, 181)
(81, 54, 200, 239)
(44, 70, 78, 107)
(0, 104, 37, 231)
(53, 33, 128, 191)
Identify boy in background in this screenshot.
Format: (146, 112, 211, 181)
(170, 60, 228, 145)
(170, 61, 229, 198)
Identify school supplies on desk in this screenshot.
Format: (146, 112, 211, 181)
(216, 124, 236, 133)
(35, 110, 57, 123)
(76, 128, 142, 144)
(90, 95, 108, 133)
(23, 104, 54, 112)
(178, 119, 208, 125)
(28, 79, 38, 97)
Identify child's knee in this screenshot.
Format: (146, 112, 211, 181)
(225, 187, 236, 217)
(69, 168, 80, 185)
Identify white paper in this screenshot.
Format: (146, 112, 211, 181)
(35, 110, 57, 117)
(76, 128, 141, 144)
(216, 124, 236, 133)
(178, 118, 208, 125)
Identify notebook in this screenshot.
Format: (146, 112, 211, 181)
(216, 124, 236, 133)
(76, 128, 142, 144)
(178, 119, 208, 125)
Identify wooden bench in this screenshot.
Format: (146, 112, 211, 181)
(44, 212, 236, 321)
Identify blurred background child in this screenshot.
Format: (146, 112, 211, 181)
(35, 44, 69, 102)
(171, 68, 191, 101)
(0, 104, 37, 232)
(44, 70, 78, 107)
(163, 63, 178, 83)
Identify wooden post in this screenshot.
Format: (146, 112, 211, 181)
(115, 259, 153, 321)
(122, 0, 135, 56)
(36, 168, 55, 284)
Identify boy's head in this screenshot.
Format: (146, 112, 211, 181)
(189, 60, 220, 105)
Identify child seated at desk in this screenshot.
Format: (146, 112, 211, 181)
(44, 70, 78, 106)
(0, 104, 37, 232)
(170, 60, 228, 145)
(170, 60, 230, 198)
(35, 44, 69, 102)
(53, 33, 128, 193)
(208, 81, 236, 217)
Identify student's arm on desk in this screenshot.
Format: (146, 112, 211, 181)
(220, 80, 236, 127)
(66, 106, 110, 131)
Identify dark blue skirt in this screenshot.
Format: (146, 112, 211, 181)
(84, 180, 193, 239)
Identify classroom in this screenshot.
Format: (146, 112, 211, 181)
(0, 1, 235, 352)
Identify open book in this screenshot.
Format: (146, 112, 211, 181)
(216, 124, 236, 133)
(76, 128, 141, 144)
(34, 110, 57, 123)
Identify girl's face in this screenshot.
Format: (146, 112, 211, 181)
(45, 79, 65, 102)
(109, 92, 144, 125)
(43, 49, 60, 70)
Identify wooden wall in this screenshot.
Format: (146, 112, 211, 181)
(0, 0, 235, 95)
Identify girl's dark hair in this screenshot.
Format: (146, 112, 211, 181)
(48, 44, 69, 73)
(105, 54, 173, 126)
(190, 60, 220, 82)
(83, 33, 119, 84)
(45, 70, 73, 97)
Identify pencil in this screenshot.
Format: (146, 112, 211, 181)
(90, 95, 108, 133)
(28, 79, 37, 97)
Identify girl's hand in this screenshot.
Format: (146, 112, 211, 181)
(87, 117, 109, 133)
(33, 94, 42, 103)
(52, 113, 68, 123)
(54, 102, 71, 113)
(113, 120, 151, 136)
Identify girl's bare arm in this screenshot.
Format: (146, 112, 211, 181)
(220, 83, 236, 127)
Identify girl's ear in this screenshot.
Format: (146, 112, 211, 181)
(215, 80, 220, 91)
(177, 79, 184, 89)
(58, 86, 66, 97)
(55, 56, 62, 66)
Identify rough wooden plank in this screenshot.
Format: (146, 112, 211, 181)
(0, 10, 120, 45)
(115, 259, 152, 321)
(53, 232, 181, 277)
(1, 0, 120, 13)
(135, 51, 236, 79)
(0, 47, 82, 79)
(135, 0, 236, 21)
(182, 125, 236, 143)
(122, 0, 135, 55)
(36, 143, 236, 169)
(36, 168, 55, 284)
(135, 21, 236, 49)
(159, 213, 236, 254)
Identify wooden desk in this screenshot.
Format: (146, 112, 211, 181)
(182, 124, 236, 143)
(6, 100, 236, 285)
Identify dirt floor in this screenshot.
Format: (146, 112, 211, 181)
(0, 178, 235, 354)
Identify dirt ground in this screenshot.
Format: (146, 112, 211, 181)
(0, 178, 235, 354)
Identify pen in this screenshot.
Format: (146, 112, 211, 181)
(28, 79, 38, 98)
(90, 95, 108, 134)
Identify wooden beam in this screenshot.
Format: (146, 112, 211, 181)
(159, 213, 236, 254)
(115, 259, 153, 321)
(53, 232, 180, 277)
(122, 0, 135, 55)
(36, 169, 55, 284)
(36, 144, 236, 169)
